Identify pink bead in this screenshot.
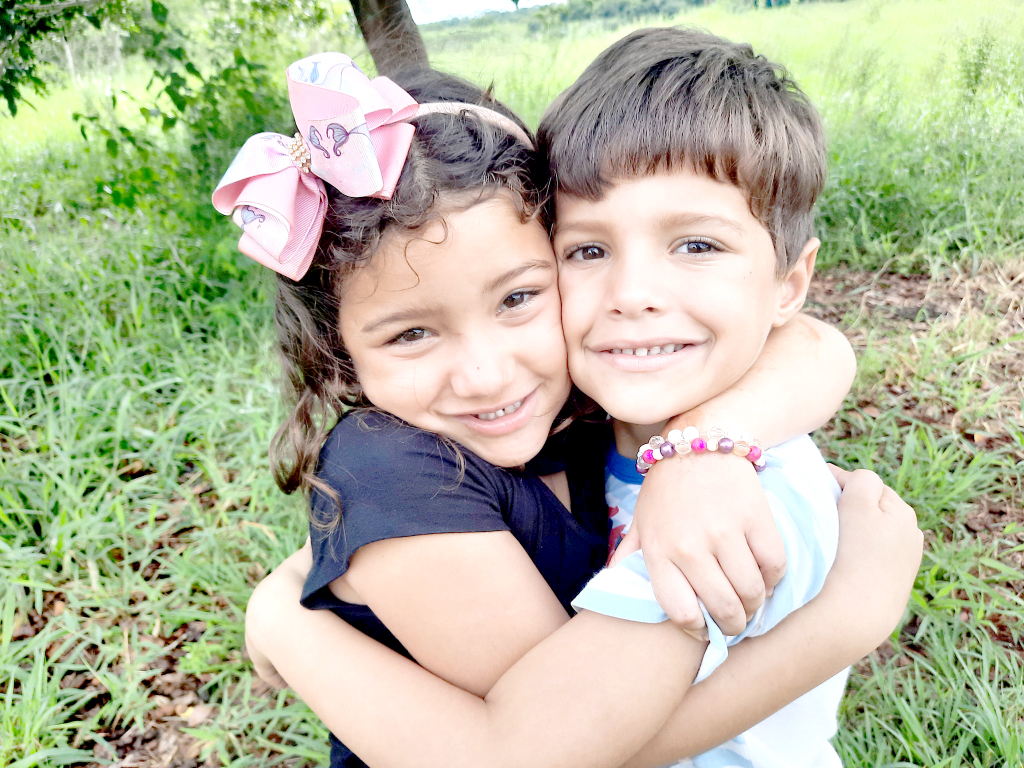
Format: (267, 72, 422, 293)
(691, 438, 707, 453)
(746, 445, 762, 462)
(642, 449, 656, 464)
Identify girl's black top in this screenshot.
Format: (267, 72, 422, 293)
(301, 410, 612, 768)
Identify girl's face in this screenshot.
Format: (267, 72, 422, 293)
(339, 195, 571, 468)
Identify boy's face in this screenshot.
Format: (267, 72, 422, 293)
(553, 168, 814, 427)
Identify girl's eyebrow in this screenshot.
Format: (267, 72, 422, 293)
(361, 305, 438, 335)
(484, 260, 553, 293)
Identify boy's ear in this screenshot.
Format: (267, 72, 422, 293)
(772, 237, 819, 327)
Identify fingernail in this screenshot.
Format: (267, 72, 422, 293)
(700, 629, 709, 642)
(766, 586, 774, 597)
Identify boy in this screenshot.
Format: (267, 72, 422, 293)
(541, 27, 847, 768)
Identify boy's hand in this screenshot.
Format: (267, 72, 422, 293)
(612, 454, 785, 637)
(244, 540, 315, 689)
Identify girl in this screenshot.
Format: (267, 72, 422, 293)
(219, 54, 922, 767)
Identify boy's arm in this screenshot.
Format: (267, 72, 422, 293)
(626, 315, 856, 636)
(245, 467, 921, 767)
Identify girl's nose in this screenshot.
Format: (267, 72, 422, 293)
(449, 333, 511, 400)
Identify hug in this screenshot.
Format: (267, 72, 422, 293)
(214, 26, 923, 768)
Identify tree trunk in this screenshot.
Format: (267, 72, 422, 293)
(349, 0, 428, 77)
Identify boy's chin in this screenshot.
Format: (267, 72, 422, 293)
(602, 401, 678, 430)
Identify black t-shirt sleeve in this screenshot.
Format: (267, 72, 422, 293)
(301, 412, 512, 608)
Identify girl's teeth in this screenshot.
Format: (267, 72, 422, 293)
(476, 399, 524, 420)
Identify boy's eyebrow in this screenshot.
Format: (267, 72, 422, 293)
(555, 212, 747, 238)
(484, 260, 554, 293)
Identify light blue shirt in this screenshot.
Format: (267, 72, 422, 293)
(573, 435, 849, 768)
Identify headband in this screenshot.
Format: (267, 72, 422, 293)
(212, 53, 535, 281)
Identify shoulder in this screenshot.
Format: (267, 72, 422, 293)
(317, 410, 503, 496)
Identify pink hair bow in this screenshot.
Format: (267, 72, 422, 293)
(212, 53, 419, 280)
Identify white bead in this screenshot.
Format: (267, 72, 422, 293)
(707, 439, 719, 451)
(682, 426, 700, 442)
(667, 429, 683, 445)
(651, 448, 663, 461)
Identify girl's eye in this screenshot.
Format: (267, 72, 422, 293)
(675, 238, 722, 255)
(389, 328, 430, 345)
(565, 244, 607, 261)
(500, 289, 539, 312)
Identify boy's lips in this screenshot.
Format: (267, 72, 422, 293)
(591, 340, 703, 372)
(453, 388, 539, 436)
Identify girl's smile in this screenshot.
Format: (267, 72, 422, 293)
(338, 194, 571, 467)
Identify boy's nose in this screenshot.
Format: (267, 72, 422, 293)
(449, 334, 511, 400)
(608, 253, 664, 317)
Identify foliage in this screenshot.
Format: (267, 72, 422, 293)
(0, 0, 134, 115)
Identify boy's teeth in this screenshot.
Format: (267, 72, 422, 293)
(475, 399, 524, 420)
(609, 344, 680, 356)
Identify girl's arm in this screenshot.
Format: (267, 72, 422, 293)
(628, 314, 857, 635)
(250, 566, 705, 768)
(245, 467, 922, 767)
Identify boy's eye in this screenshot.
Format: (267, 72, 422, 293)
(675, 238, 722, 255)
(389, 328, 430, 345)
(500, 289, 539, 312)
(565, 244, 607, 261)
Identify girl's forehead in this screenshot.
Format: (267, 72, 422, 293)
(341, 198, 555, 307)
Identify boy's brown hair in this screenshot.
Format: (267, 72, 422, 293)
(537, 27, 826, 274)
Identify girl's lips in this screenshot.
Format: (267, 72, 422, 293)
(454, 388, 538, 436)
(595, 343, 701, 372)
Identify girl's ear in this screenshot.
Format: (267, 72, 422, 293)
(772, 238, 819, 327)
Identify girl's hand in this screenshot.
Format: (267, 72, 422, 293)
(824, 465, 923, 642)
(612, 453, 785, 638)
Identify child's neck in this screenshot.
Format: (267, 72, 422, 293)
(612, 418, 669, 461)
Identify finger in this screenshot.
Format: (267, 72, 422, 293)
(826, 463, 851, 489)
(609, 526, 641, 566)
(836, 468, 884, 510)
(677, 559, 748, 636)
(715, 544, 769, 621)
(646, 557, 705, 634)
(745, 511, 787, 594)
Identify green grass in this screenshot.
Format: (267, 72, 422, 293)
(2, 0, 1023, 765)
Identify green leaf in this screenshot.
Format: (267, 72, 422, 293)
(106, 138, 119, 158)
(151, 0, 169, 25)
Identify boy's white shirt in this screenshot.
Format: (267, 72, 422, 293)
(573, 435, 849, 768)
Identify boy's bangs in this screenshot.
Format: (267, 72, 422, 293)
(539, 27, 827, 273)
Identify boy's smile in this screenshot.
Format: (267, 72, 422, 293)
(554, 168, 816, 429)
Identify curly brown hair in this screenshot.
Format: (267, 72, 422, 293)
(269, 67, 546, 501)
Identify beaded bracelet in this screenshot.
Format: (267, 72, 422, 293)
(636, 426, 766, 475)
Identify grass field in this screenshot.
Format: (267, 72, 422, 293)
(2, 0, 1023, 765)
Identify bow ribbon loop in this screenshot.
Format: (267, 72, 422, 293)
(286, 53, 418, 199)
(211, 133, 327, 281)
